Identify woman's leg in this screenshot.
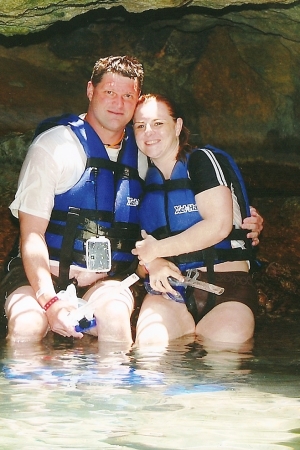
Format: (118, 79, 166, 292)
(135, 293, 195, 347)
(195, 301, 255, 344)
(84, 279, 135, 344)
(5, 286, 49, 342)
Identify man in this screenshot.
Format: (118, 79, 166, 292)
(1, 55, 263, 344)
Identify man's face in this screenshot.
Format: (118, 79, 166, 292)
(87, 72, 140, 133)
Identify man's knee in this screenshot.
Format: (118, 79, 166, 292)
(5, 288, 48, 342)
(87, 280, 134, 316)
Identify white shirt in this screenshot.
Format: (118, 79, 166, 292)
(10, 124, 148, 220)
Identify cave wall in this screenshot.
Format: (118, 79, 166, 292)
(1, 4, 300, 169)
(1, 1, 297, 36)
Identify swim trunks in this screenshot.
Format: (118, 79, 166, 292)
(185, 271, 258, 323)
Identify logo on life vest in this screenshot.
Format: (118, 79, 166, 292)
(174, 203, 197, 214)
(127, 197, 140, 207)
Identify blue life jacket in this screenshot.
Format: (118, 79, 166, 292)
(139, 145, 253, 272)
(35, 114, 143, 286)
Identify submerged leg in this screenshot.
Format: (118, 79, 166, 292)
(84, 280, 135, 344)
(5, 286, 49, 342)
(135, 293, 195, 347)
(195, 301, 255, 344)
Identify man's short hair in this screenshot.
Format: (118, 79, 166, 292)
(90, 55, 144, 91)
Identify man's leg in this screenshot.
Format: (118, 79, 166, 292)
(5, 286, 49, 342)
(84, 280, 135, 344)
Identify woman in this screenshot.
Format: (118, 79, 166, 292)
(132, 93, 259, 346)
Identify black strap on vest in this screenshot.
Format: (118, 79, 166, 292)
(58, 207, 81, 290)
(54, 209, 140, 289)
(202, 248, 217, 315)
(145, 178, 192, 193)
(86, 157, 141, 181)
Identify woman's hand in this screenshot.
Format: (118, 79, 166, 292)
(242, 206, 264, 246)
(146, 258, 184, 295)
(132, 230, 159, 264)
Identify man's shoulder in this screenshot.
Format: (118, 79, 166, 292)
(34, 113, 82, 137)
(33, 123, 74, 144)
(31, 125, 84, 164)
(28, 123, 85, 167)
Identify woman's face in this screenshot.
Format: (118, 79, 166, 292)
(133, 98, 182, 161)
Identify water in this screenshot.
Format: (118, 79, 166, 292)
(0, 318, 299, 450)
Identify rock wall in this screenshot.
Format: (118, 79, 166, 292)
(1, 4, 300, 164)
(1, 1, 297, 36)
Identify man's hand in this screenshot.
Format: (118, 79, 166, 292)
(242, 206, 264, 246)
(45, 299, 83, 339)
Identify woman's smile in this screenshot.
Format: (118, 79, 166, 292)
(133, 98, 182, 162)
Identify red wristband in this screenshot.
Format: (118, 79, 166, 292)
(43, 296, 59, 311)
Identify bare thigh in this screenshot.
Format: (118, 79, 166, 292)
(83, 279, 135, 343)
(135, 293, 195, 346)
(195, 301, 255, 344)
(5, 286, 49, 342)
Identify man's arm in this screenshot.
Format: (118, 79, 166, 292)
(242, 206, 264, 246)
(19, 212, 56, 303)
(19, 211, 83, 338)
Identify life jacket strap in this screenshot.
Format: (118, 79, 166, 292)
(145, 178, 192, 193)
(173, 246, 253, 266)
(202, 248, 217, 315)
(87, 157, 141, 180)
(58, 207, 81, 290)
(47, 220, 140, 242)
(49, 209, 114, 227)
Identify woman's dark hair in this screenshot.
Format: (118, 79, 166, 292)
(90, 55, 144, 91)
(135, 93, 192, 161)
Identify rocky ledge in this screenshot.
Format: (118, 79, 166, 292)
(1, 0, 298, 35)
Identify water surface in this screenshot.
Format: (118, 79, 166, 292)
(0, 317, 299, 450)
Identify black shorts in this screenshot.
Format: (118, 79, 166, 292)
(185, 271, 258, 324)
(0, 257, 63, 300)
(0, 257, 146, 337)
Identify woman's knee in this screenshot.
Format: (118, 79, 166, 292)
(135, 295, 195, 345)
(196, 301, 255, 344)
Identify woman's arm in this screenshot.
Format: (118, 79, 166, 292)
(133, 185, 233, 264)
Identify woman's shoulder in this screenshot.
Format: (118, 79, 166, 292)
(188, 147, 220, 169)
(189, 147, 217, 161)
(187, 147, 228, 192)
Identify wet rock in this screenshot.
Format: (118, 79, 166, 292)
(253, 262, 300, 317)
(1, 1, 298, 36)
